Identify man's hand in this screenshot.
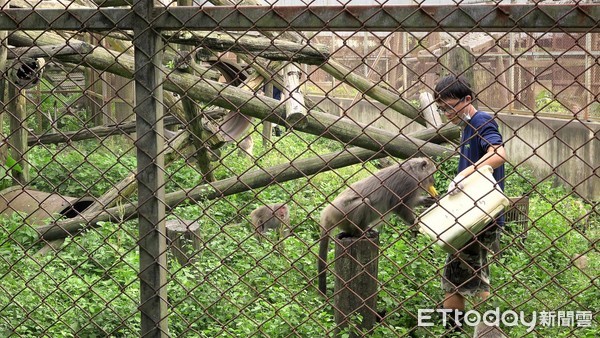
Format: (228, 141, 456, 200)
(447, 175, 466, 195)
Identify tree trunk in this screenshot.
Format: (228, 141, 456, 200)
(166, 220, 202, 266)
(333, 232, 379, 338)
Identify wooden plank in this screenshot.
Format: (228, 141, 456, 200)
(0, 0, 8, 165)
(2, 6, 600, 32)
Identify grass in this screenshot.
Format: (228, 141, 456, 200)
(0, 128, 597, 337)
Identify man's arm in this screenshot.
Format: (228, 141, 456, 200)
(458, 145, 507, 178)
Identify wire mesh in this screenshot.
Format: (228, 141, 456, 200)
(0, 1, 597, 337)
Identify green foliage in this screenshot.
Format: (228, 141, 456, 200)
(0, 155, 23, 191)
(31, 79, 91, 133)
(0, 130, 596, 337)
(535, 90, 569, 114)
(0, 217, 140, 337)
(27, 143, 136, 197)
(433, 156, 459, 192)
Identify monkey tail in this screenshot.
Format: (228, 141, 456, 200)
(317, 231, 329, 297)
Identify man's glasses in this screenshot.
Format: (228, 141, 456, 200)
(437, 97, 466, 114)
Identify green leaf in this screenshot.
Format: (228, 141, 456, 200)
(5, 155, 23, 174)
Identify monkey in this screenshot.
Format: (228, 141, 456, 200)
(250, 203, 291, 242)
(238, 135, 254, 159)
(572, 253, 589, 270)
(317, 157, 439, 295)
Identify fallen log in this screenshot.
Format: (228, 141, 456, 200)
(35, 130, 192, 254)
(163, 30, 329, 65)
(35, 125, 458, 241)
(27, 115, 183, 145)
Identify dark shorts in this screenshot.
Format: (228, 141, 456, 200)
(441, 223, 499, 296)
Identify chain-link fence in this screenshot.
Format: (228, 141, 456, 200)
(0, 1, 597, 337)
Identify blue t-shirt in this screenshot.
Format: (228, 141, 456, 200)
(263, 85, 282, 100)
(459, 111, 505, 226)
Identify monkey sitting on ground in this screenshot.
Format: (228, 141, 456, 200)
(317, 157, 439, 295)
(250, 203, 291, 242)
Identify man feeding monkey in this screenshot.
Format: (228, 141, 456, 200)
(434, 75, 507, 336)
(313, 75, 506, 335)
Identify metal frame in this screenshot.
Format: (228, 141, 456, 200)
(2, 3, 596, 337)
(1, 5, 600, 32)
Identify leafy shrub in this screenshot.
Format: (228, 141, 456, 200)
(28, 144, 136, 197)
(0, 129, 596, 337)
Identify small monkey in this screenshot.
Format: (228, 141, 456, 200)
(317, 157, 439, 295)
(238, 135, 254, 159)
(250, 203, 291, 241)
(572, 253, 589, 270)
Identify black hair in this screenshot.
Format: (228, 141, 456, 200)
(434, 75, 473, 102)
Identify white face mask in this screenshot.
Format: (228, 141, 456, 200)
(458, 111, 471, 127)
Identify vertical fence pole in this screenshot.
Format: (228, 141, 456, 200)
(584, 33, 592, 121)
(333, 232, 380, 337)
(133, 0, 168, 336)
(0, 0, 7, 163)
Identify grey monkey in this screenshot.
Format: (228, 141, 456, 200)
(317, 157, 439, 295)
(250, 203, 291, 241)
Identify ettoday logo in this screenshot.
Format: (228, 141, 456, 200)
(417, 308, 593, 332)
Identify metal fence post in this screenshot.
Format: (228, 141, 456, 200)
(133, 0, 168, 336)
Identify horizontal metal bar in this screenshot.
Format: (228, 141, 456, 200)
(0, 8, 133, 30)
(0, 5, 599, 32)
(155, 5, 600, 32)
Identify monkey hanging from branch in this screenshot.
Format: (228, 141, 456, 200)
(317, 157, 439, 295)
